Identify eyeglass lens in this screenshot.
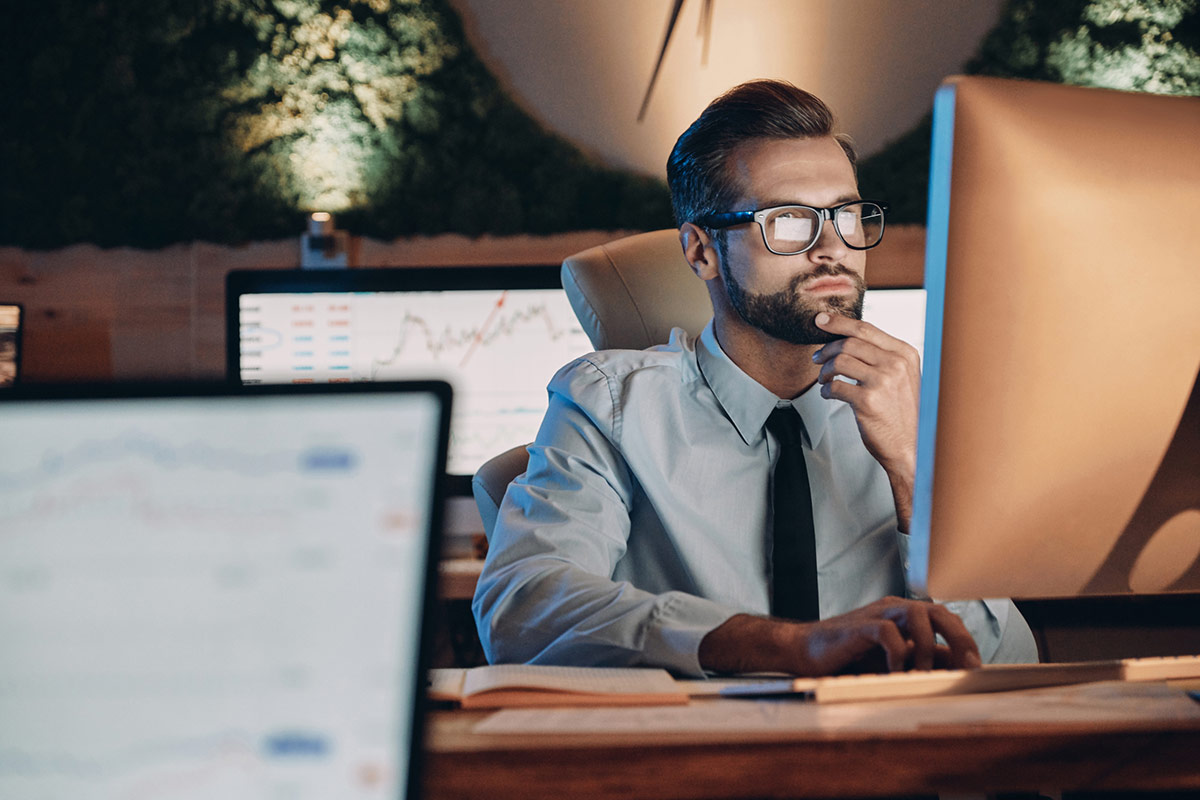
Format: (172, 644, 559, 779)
(765, 202, 884, 254)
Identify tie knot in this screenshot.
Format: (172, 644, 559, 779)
(766, 407, 805, 448)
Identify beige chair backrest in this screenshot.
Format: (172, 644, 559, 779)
(472, 228, 714, 542)
(560, 228, 712, 350)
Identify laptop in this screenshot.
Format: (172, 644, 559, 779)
(0, 380, 451, 799)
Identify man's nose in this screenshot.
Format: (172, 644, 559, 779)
(807, 216, 848, 262)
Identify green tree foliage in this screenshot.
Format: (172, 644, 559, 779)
(857, 0, 1200, 224)
(1, 0, 672, 248)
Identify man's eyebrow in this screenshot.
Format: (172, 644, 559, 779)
(760, 193, 863, 208)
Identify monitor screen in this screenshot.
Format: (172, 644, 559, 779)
(862, 288, 926, 363)
(0, 381, 451, 800)
(227, 267, 594, 483)
(0, 302, 21, 387)
(909, 76, 1200, 600)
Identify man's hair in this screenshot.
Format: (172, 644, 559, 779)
(666, 79, 857, 227)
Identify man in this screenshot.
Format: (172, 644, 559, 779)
(473, 80, 1037, 677)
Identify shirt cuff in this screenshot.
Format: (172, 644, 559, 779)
(941, 598, 1039, 664)
(648, 591, 742, 677)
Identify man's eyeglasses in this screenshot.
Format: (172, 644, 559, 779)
(696, 200, 888, 256)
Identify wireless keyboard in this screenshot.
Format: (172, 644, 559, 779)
(718, 654, 1200, 703)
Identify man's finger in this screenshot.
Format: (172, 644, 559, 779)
(890, 603, 937, 671)
(927, 604, 982, 668)
(812, 339, 888, 376)
(817, 353, 872, 386)
(869, 620, 913, 672)
(931, 644, 956, 670)
(818, 376, 863, 405)
(814, 312, 905, 351)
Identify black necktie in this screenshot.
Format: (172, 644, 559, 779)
(766, 407, 819, 621)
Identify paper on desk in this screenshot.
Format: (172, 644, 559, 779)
(473, 680, 1200, 735)
(475, 697, 835, 734)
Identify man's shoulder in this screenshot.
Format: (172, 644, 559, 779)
(551, 336, 700, 392)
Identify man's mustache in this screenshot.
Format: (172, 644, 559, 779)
(787, 263, 865, 294)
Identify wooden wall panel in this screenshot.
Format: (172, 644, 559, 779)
(0, 245, 118, 381)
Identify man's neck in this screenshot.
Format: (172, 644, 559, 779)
(712, 315, 822, 400)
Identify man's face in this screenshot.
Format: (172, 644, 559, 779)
(715, 136, 867, 345)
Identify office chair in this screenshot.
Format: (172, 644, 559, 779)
(560, 228, 713, 351)
(471, 229, 714, 541)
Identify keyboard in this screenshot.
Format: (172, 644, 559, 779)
(717, 654, 1200, 703)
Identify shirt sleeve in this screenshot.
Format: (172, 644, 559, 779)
(942, 598, 1040, 664)
(897, 533, 1039, 663)
(471, 357, 739, 677)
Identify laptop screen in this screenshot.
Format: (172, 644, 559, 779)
(0, 381, 450, 800)
(226, 267, 594, 488)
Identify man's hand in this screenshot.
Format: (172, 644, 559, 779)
(810, 311, 921, 530)
(698, 597, 981, 676)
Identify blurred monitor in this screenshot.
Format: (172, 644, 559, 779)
(862, 288, 926, 363)
(0, 381, 451, 800)
(909, 76, 1200, 600)
(227, 267, 593, 492)
(0, 302, 21, 387)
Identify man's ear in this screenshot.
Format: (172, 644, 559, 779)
(679, 223, 720, 281)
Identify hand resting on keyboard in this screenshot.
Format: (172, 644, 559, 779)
(698, 596, 983, 676)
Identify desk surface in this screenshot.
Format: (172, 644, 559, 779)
(422, 681, 1200, 799)
(437, 558, 484, 601)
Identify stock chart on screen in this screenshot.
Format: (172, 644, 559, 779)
(230, 268, 594, 477)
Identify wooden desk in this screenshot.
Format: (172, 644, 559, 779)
(422, 682, 1200, 799)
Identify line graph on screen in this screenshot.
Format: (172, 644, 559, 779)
(238, 289, 594, 474)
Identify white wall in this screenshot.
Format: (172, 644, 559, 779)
(448, 0, 1004, 177)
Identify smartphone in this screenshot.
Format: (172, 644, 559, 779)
(0, 303, 22, 387)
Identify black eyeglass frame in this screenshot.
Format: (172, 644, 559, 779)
(695, 200, 889, 256)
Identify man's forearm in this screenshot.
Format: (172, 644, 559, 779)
(698, 613, 799, 674)
(886, 461, 915, 534)
(476, 554, 736, 676)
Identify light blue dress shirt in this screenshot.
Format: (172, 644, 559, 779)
(473, 322, 1037, 677)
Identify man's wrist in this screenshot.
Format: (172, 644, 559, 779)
(698, 613, 805, 674)
(885, 457, 916, 533)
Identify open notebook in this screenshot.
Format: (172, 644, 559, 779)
(0, 381, 450, 800)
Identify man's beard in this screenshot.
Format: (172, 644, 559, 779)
(720, 252, 866, 345)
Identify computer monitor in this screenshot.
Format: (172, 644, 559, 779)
(0, 381, 451, 800)
(0, 302, 21, 387)
(862, 288, 926, 363)
(909, 76, 1200, 600)
(226, 266, 594, 492)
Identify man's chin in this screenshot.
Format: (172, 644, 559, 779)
(814, 294, 863, 319)
(753, 312, 844, 345)
(725, 271, 865, 345)
(774, 300, 863, 344)
(766, 326, 844, 346)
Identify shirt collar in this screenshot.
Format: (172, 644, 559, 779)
(695, 321, 834, 449)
